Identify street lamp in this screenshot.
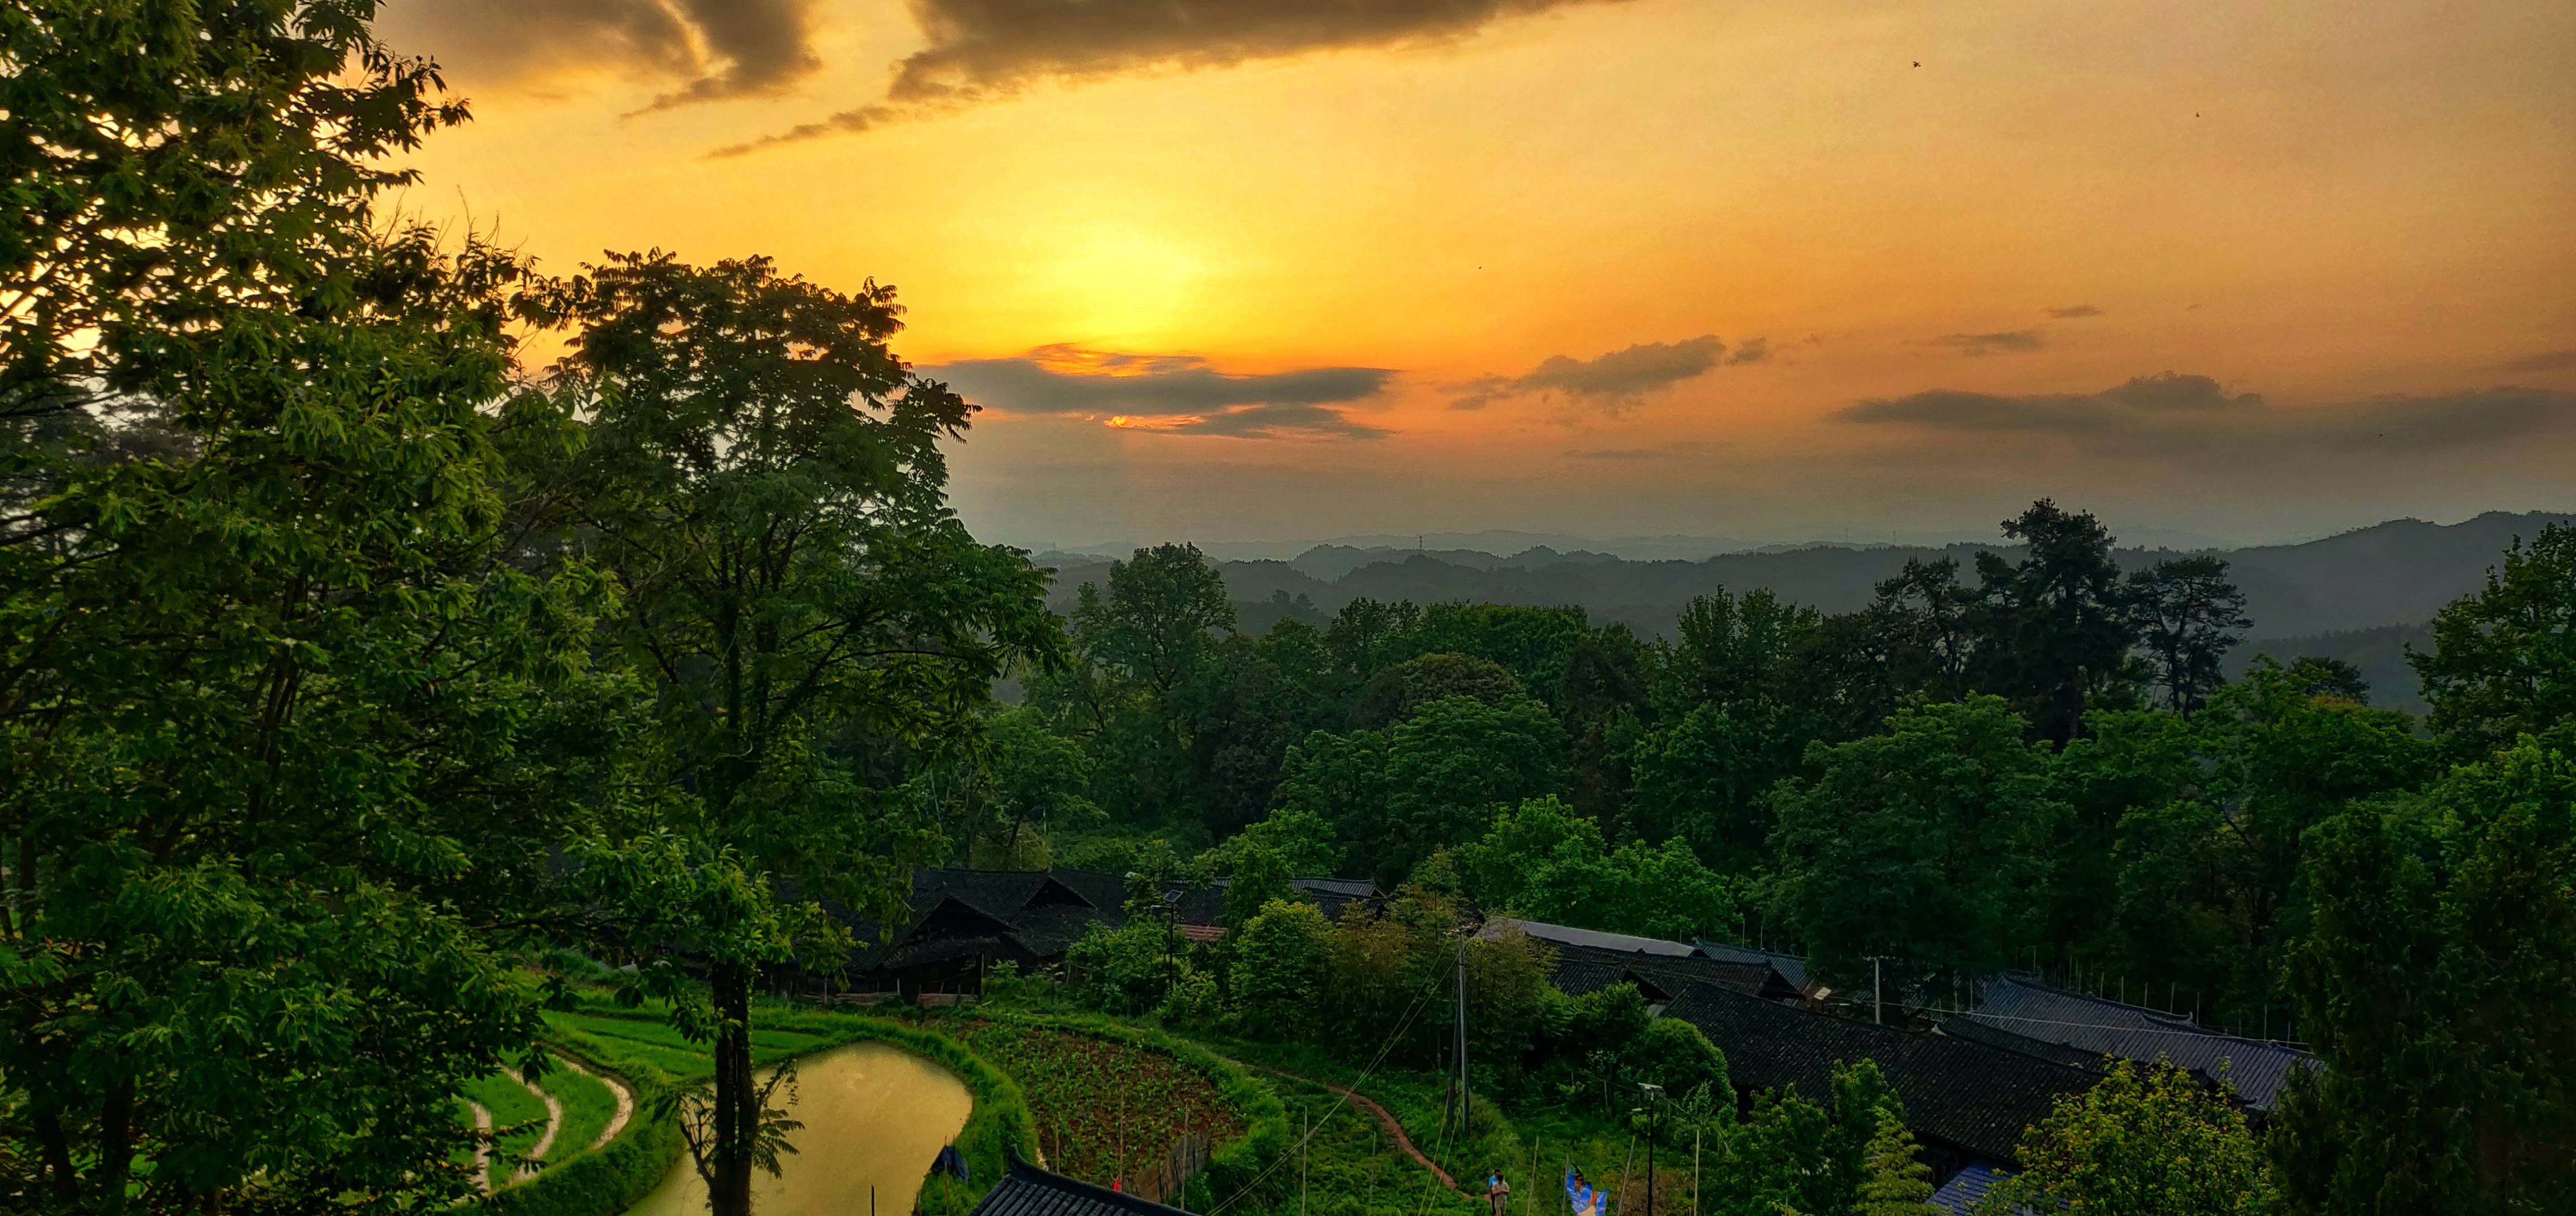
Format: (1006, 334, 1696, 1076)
(1639, 1082, 1664, 1216)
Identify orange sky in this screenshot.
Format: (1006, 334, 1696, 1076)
(383, 0, 2576, 549)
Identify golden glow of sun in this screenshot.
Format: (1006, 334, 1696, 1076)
(1021, 220, 1210, 348)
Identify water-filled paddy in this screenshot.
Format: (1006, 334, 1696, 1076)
(624, 1042, 972, 1216)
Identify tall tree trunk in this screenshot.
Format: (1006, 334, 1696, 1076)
(96, 1076, 136, 1215)
(709, 962, 757, 1216)
(36, 1107, 76, 1200)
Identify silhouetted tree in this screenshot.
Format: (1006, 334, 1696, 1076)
(2127, 555, 2251, 714)
(1972, 501, 2141, 742)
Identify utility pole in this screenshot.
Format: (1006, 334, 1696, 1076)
(1640, 1084, 1662, 1216)
(1454, 936, 1471, 1137)
(1873, 957, 1882, 1025)
(1300, 1112, 1308, 1216)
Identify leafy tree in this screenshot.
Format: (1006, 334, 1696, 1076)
(1070, 543, 1235, 697)
(1853, 1113, 1939, 1216)
(0, 5, 609, 1209)
(1771, 697, 2062, 992)
(1628, 700, 1811, 872)
(1381, 696, 1570, 878)
(1180, 630, 1342, 834)
(2272, 742, 2576, 1214)
(1271, 728, 1391, 862)
(1229, 898, 1331, 1037)
(1556, 624, 1652, 824)
(1409, 603, 1590, 709)
(2127, 555, 2251, 715)
(1973, 500, 2141, 742)
(1317, 887, 1547, 1068)
(2411, 524, 2576, 758)
(1217, 806, 1341, 878)
(1704, 1091, 1832, 1216)
(1221, 843, 1294, 928)
(959, 707, 1100, 867)
(2286, 655, 2371, 702)
(1658, 588, 1827, 714)
(1715, 1061, 1905, 1216)
(1864, 558, 1982, 702)
(1461, 797, 1736, 940)
(2087, 659, 2435, 1019)
(1322, 597, 1424, 685)
(1067, 917, 1191, 1016)
(1351, 652, 1527, 727)
(1989, 1058, 2276, 1215)
(523, 251, 1058, 1216)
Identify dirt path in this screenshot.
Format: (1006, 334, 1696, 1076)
(515, 1072, 566, 1181)
(557, 1056, 634, 1149)
(1254, 1065, 1463, 1193)
(468, 1102, 494, 1195)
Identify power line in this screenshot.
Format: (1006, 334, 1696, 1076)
(1205, 965, 1452, 1216)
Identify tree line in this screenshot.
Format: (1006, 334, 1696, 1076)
(984, 514, 2575, 1212)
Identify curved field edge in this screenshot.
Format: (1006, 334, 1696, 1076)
(941, 1009, 1294, 1213)
(481, 1001, 1040, 1216)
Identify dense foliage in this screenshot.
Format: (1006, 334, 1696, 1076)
(3, 1, 2570, 1210)
(1986, 1059, 2275, 1215)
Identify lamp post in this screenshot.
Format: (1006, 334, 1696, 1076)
(1639, 1082, 1663, 1216)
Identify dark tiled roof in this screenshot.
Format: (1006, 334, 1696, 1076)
(969, 1153, 1189, 1216)
(1542, 942, 1783, 1004)
(1963, 978, 2315, 1110)
(1694, 941, 1813, 993)
(1931, 1014, 2110, 1072)
(844, 869, 1362, 977)
(1483, 917, 1703, 957)
(1661, 983, 2097, 1164)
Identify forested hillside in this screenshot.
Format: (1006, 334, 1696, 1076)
(1039, 512, 2576, 660)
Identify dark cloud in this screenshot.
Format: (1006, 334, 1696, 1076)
(1928, 329, 2046, 356)
(380, 0, 819, 106)
(1452, 334, 1755, 411)
(2501, 349, 2576, 373)
(1839, 371, 2576, 459)
(718, 0, 1627, 156)
(922, 345, 1391, 440)
(2044, 305, 2104, 319)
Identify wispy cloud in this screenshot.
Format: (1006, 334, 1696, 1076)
(1927, 329, 2045, 356)
(1452, 334, 1759, 411)
(2043, 305, 2104, 319)
(923, 345, 1392, 440)
(716, 0, 1630, 156)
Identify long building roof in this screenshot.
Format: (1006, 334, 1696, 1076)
(1962, 977, 2314, 1110)
(1662, 982, 2099, 1164)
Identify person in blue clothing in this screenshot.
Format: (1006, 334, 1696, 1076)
(1564, 1168, 1605, 1216)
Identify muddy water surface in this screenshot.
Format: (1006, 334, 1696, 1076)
(626, 1042, 973, 1216)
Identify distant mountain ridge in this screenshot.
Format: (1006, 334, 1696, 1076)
(1038, 512, 2574, 664)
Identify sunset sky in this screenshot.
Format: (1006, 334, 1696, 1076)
(381, 0, 2576, 550)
